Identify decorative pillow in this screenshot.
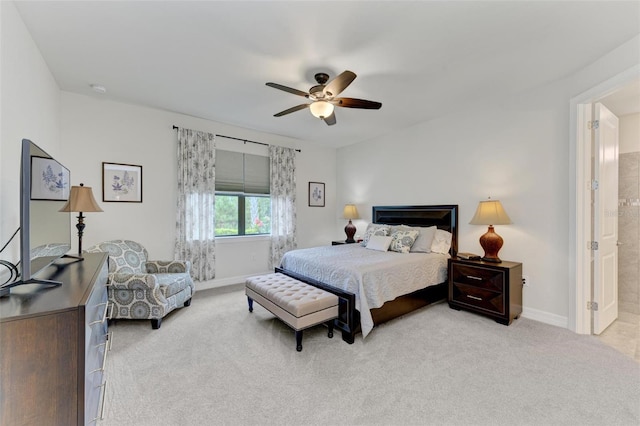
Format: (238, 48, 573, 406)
(431, 229, 453, 254)
(361, 224, 390, 246)
(389, 229, 420, 253)
(389, 225, 437, 253)
(410, 226, 437, 253)
(365, 235, 393, 252)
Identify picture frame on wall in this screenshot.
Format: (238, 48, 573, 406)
(30, 156, 70, 201)
(308, 181, 325, 207)
(102, 162, 143, 202)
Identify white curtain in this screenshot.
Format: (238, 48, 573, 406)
(269, 146, 297, 269)
(175, 128, 216, 281)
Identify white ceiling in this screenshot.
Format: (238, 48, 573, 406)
(14, 1, 640, 148)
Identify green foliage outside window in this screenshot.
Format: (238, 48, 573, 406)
(215, 194, 271, 236)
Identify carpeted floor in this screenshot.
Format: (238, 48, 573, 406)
(102, 285, 640, 426)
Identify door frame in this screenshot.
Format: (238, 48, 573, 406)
(569, 65, 639, 334)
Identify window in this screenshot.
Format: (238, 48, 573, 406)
(215, 150, 271, 236)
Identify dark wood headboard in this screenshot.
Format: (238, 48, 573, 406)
(372, 205, 458, 256)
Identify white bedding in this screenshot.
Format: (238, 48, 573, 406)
(279, 244, 448, 337)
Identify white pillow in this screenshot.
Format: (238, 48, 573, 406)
(430, 229, 453, 254)
(365, 235, 393, 252)
(389, 229, 419, 253)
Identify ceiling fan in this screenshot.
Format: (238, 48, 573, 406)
(266, 70, 382, 126)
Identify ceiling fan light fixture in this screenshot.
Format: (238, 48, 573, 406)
(309, 101, 334, 119)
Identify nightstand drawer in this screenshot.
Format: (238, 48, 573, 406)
(451, 264, 504, 292)
(450, 283, 505, 315)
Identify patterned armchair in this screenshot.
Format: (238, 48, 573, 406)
(86, 240, 195, 329)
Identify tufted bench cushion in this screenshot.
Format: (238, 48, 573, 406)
(246, 273, 339, 351)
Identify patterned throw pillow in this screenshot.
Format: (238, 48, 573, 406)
(389, 229, 420, 253)
(361, 224, 390, 246)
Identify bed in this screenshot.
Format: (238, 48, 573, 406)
(277, 205, 458, 343)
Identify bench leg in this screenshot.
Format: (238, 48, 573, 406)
(295, 330, 303, 352)
(247, 296, 253, 313)
(327, 320, 334, 338)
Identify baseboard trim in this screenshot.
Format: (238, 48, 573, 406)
(196, 271, 272, 291)
(521, 307, 568, 329)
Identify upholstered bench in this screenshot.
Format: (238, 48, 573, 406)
(245, 273, 339, 352)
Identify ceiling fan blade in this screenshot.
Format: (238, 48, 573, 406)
(323, 70, 357, 97)
(266, 82, 309, 98)
(333, 97, 382, 109)
(323, 112, 337, 126)
(274, 104, 309, 117)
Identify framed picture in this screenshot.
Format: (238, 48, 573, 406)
(30, 156, 70, 201)
(308, 181, 325, 207)
(102, 162, 143, 202)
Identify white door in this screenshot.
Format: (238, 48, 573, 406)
(593, 102, 619, 335)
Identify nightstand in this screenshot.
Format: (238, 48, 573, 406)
(448, 258, 523, 325)
(332, 240, 358, 245)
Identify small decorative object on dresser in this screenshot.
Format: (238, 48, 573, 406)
(448, 257, 522, 325)
(59, 183, 103, 257)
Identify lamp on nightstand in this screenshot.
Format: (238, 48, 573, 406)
(469, 198, 512, 263)
(343, 204, 359, 243)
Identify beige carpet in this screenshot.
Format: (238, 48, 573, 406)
(102, 285, 640, 426)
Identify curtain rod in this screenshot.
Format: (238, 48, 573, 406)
(172, 125, 301, 152)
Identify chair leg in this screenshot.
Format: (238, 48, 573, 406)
(247, 296, 253, 312)
(184, 298, 192, 307)
(151, 318, 162, 329)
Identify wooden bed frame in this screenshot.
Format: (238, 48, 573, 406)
(276, 204, 458, 344)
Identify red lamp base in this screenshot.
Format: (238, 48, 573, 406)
(344, 219, 356, 243)
(479, 225, 503, 263)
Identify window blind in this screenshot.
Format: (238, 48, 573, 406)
(215, 150, 269, 194)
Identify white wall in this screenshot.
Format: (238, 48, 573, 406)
(619, 113, 640, 153)
(337, 35, 640, 327)
(338, 83, 571, 324)
(60, 92, 337, 289)
(0, 2, 61, 266)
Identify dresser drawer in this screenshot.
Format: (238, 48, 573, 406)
(450, 282, 505, 315)
(450, 264, 504, 292)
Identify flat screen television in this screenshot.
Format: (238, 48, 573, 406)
(0, 139, 72, 296)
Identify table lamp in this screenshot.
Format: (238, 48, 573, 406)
(59, 183, 103, 258)
(469, 199, 511, 263)
(343, 204, 359, 243)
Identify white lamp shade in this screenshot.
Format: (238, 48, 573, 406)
(343, 204, 359, 220)
(309, 101, 335, 119)
(469, 200, 511, 225)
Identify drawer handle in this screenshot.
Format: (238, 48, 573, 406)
(92, 380, 108, 422)
(466, 295, 482, 301)
(466, 275, 483, 281)
(90, 342, 108, 373)
(90, 302, 109, 326)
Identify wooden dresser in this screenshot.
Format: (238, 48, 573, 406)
(0, 253, 110, 425)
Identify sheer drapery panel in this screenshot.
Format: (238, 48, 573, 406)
(175, 128, 216, 281)
(269, 146, 297, 269)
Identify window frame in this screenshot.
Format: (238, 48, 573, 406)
(215, 192, 271, 237)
